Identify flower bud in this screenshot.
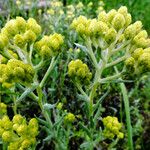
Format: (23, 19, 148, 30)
(0, 127, 4, 136)
(132, 48, 144, 59)
(134, 21, 142, 31)
(17, 124, 28, 136)
(70, 19, 78, 29)
(64, 113, 75, 123)
(144, 47, 150, 53)
(135, 38, 150, 48)
(14, 67, 25, 80)
(117, 132, 124, 139)
(0, 34, 9, 50)
(138, 52, 150, 72)
(14, 34, 26, 48)
(105, 28, 117, 43)
(124, 24, 137, 39)
(5, 19, 18, 36)
(107, 9, 117, 23)
(21, 139, 31, 149)
(0, 56, 8, 64)
(40, 45, 53, 58)
(27, 18, 41, 36)
(29, 118, 38, 128)
(16, 17, 26, 32)
(76, 23, 86, 35)
(29, 127, 39, 137)
(0, 103, 7, 115)
(13, 114, 24, 124)
(13, 123, 19, 131)
(57, 102, 63, 110)
(24, 30, 37, 43)
(1, 115, 12, 130)
(97, 21, 109, 36)
(135, 30, 148, 39)
(2, 131, 13, 142)
(88, 19, 98, 35)
(125, 14, 132, 26)
(98, 11, 107, 22)
(112, 13, 125, 30)
(125, 57, 135, 71)
(8, 142, 19, 150)
(118, 6, 128, 16)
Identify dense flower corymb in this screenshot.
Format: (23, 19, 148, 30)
(68, 59, 92, 83)
(0, 110, 39, 150)
(0, 17, 41, 49)
(0, 59, 35, 87)
(70, 6, 150, 74)
(34, 33, 64, 58)
(102, 116, 124, 139)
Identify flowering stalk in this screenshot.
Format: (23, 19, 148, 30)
(69, 5, 150, 149)
(0, 16, 65, 149)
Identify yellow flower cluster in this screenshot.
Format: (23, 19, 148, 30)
(0, 103, 7, 117)
(34, 33, 64, 58)
(64, 113, 75, 124)
(71, 6, 131, 37)
(126, 47, 150, 73)
(68, 59, 92, 83)
(51, 1, 63, 8)
(0, 114, 38, 150)
(47, 0, 64, 16)
(71, 6, 150, 46)
(0, 17, 41, 50)
(102, 116, 124, 139)
(96, 0, 105, 14)
(0, 59, 35, 87)
(71, 6, 150, 74)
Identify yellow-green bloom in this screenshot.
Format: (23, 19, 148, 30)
(102, 116, 124, 139)
(0, 113, 39, 150)
(64, 113, 75, 123)
(68, 59, 92, 83)
(0, 103, 7, 116)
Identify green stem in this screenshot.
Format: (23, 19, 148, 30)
(37, 86, 52, 128)
(16, 83, 38, 103)
(33, 59, 44, 71)
(85, 37, 98, 69)
(2, 142, 7, 150)
(106, 55, 127, 68)
(99, 72, 122, 83)
(39, 57, 56, 88)
(115, 67, 133, 150)
(16, 84, 38, 101)
(75, 82, 89, 101)
(28, 44, 34, 65)
(1, 49, 15, 59)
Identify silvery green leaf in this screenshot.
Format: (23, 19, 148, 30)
(16, 83, 38, 103)
(43, 103, 56, 110)
(80, 142, 93, 149)
(74, 43, 87, 52)
(43, 134, 54, 142)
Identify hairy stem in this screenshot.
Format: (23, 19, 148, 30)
(39, 57, 56, 88)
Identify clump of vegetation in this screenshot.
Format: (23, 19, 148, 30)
(0, 0, 149, 149)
